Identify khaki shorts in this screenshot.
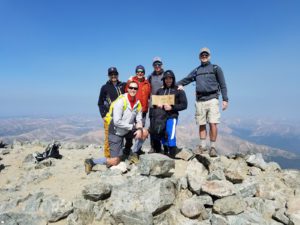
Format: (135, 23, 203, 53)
(195, 98, 220, 125)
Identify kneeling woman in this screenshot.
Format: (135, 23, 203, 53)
(85, 81, 148, 173)
(155, 70, 187, 158)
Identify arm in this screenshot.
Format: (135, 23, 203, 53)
(113, 98, 134, 131)
(172, 90, 188, 112)
(98, 86, 108, 118)
(215, 66, 228, 102)
(176, 68, 197, 86)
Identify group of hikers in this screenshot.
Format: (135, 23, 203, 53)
(84, 47, 228, 174)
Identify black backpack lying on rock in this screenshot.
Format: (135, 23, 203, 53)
(33, 141, 62, 162)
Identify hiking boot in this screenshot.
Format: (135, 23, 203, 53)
(209, 147, 217, 157)
(84, 158, 94, 174)
(193, 145, 207, 155)
(129, 153, 139, 164)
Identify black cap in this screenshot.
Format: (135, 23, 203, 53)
(108, 67, 118, 75)
(162, 70, 175, 80)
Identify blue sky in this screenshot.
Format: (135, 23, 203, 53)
(1, 0, 300, 120)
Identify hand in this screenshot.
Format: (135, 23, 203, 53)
(157, 104, 163, 109)
(163, 104, 172, 111)
(134, 129, 142, 139)
(222, 101, 228, 111)
(141, 128, 149, 140)
(177, 85, 184, 91)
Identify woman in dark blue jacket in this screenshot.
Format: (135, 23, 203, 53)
(154, 70, 187, 158)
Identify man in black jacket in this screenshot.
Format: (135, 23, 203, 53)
(177, 47, 228, 157)
(154, 70, 187, 158)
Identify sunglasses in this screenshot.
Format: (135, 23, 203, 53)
(154, 63, 162, 67)
(136, 70, 144, 73)
(109, 73, 118, 76)
(200, 53, 209, 58)
(128, 86, 138, 90)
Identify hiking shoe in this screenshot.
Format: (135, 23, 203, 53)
(193, 145, 207, 155)
(129, 153, 139, 164)
(209, 147, 217, 157)
(84, 158, 94, 174)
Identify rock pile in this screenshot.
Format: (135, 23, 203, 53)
(0, 143, 299, 225)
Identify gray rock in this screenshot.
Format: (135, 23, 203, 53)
(225, 157, 248, 179)
(138, 153, 175, 177)
(180, 196, 208, 220)
(225, 170, 244, 184)
(201, 180, 236, 198)
(82, 182, 112, 201)
(22, 192, 44, 212)
(207, 169, 226, 181)
(114, 211, 153, 225)
(107, 176, 176, 217)
(272, 208, 291, 225)
(67, 198, 96, 225)
(213, 195, 246, 215)
(40, 195, 73, 222)
(266, 162, 281, 172)
(197, 194, 213, 207)
(186, 159, 208, 194)
(246, 153, 267, 170)
(177, 177, 188, 191)
(0, 212, 47, 225)
(34, 158, 54, 169)
(210, 214, 229, 225)
(245, 197, 277, 219)
(248, 166, 262, 176)
(282, 169, 300, 190)
(0, 149, 10, 155)
(286, 196, 300, 225)
(226, 209, 268, 225)
(175, 147, 195, 161)
(235, 177, 258, 198)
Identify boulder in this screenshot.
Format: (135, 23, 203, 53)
(82, 182, 112, 201)
(0, 212, 47, 225)
(186, 159, 208, 194)
(213, 195, 246, 215)
(201, 180, 236, 198)
(107, 176, 176, 217)
(40, 195, 73, 222)
(138, 153, 175, 177)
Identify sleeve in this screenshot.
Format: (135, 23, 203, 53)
(135, 103, 143, 126)
(172, 90, 188, 112)
(176, 68, 197, 86)
(215, 66, 229, 102)
(98, 86, 108, 118)
(113, 98, 134, 131)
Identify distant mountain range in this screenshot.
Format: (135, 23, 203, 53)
(0, 115, 299, 169)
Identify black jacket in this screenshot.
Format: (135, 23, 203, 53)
(98, 80, 125, 118)
(156, 74, 187, 119)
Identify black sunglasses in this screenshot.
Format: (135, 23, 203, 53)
(109, 73, 118, 76)
(128, 86, 138, 90)
(200, 53, 209, 58)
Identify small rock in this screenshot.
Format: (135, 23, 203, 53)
(207, 169, 226, 181)
(211, 214, 229, 225)
(180, 196, 208, 220)
(175, 147, 195, 161)
(246, 153, 267, 170)
(213, 195, 246, 215)
(110, 162, 128, 173)
(186, 159, 208, 194)
(225, 171, 244, 184)
(272, 208, 290, 225)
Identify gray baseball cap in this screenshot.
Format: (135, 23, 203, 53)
(200, 47, 211, 55)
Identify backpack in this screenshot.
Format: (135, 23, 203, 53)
(149, 108, 168, 137)
(33, 141, 62, 162)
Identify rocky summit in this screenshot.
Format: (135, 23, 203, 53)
(0, 142, 300, 225)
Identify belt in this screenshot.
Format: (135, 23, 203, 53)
(196, 91, 218, 97)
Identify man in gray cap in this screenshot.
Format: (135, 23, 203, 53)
(177, 47, 228, 157)
(148, 56, 165, 152)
